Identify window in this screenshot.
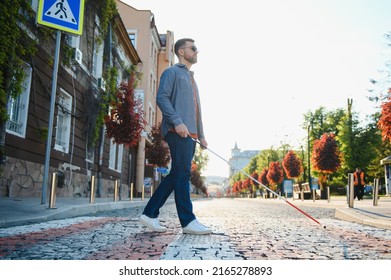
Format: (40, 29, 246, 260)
(128, 33, 136, 47)
(92, 36, 103, 78)
(6, 62, 32, 138)
(54, 89, 72, 153)
(148, 103, 155, 127)
(109, 139, 123, 172)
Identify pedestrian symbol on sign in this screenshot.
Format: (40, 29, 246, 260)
(45, 0, 76, 25)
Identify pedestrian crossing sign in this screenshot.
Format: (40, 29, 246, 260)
(37, 0, 85, 35)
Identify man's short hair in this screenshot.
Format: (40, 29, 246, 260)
(174, 38, 195, 56)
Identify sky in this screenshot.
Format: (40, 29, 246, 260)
(122, 0, 391, 178)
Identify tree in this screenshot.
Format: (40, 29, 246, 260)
(247, 157, 258, 174)
(250, 171, 259, 197)
(303, 107, 345, 140)
(336, 99, 356, 175)
(258, 168, 269, 186)
(193, 146, 209, 173)
(378, 94, 391, 144)
(312, 133, 341, 195)
(145, 123, 170, 167)
(267, 161, 284, 191)
(104, 73, 145, 147)
(1, 1, 38, 163)
(282, 150, 302, 179)
(190, 162, 207, 196)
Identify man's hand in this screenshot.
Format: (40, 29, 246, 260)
(175, 124, 189, 138)
(199, 138, 208, 149)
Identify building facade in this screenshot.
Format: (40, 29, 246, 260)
(228, 142, 260, 178)
(117, 0, 175, 195)
(0, 1, 142, 200)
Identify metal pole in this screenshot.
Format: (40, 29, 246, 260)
(48, 172, 57, 209)
(312, 189, 315, 202)
(373, 179, 379, 206)
(142, 185, 144, 201)
(327, 186, 330, 203)
(130, 183, 133, 201)
(89, 175, 95, 204)
(348, 173, 354, 208)
(114, 179, 118, 202)
(41, 30, 61, 204)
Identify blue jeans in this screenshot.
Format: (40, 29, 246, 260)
(142, 132, 196, 227)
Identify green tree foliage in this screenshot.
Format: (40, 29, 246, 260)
(193, 145, 209, 173)
(282, 150, 302, 179)
(336, 99, 356, 173)
(303, 107, 345, 140)
(256, 148, 280, 171)
(0, 0, 37, 162)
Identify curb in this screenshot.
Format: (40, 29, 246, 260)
(335, 208, 391, 230)
(0, 200, 147, 228)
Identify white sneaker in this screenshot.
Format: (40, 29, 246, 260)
(182, 220, 212, 235)
(139, 214, 167, 232)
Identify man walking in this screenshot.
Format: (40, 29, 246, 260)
(139, 38, 212, 235)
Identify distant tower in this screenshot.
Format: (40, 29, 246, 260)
(229, 142, 241, 177)
(229, 142, 260, 178)
(231, 142, 240, 157)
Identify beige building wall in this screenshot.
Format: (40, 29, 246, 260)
(156, 31, 176, 123)
(117, 1, 175, 194)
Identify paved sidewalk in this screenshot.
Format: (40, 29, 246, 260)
(0, 195, 390, 229)
(290, 195, 391, 230)
(0, 197, 147, 228)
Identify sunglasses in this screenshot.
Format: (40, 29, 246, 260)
(181, 46, 198, 52)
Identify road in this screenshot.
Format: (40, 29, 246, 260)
(1, 198, 391, 260)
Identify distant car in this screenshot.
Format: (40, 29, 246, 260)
(364, 185, 373, 195)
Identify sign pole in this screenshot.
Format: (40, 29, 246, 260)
(41, 30, 61, 204)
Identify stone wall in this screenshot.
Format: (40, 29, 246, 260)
(0, 157, 130, 199)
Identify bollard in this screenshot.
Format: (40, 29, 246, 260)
(312, 189, 315, 202)
(89, 175, 95, 204)
(114, 179, 119, 202)
(142, 185, 145, 201)
(348, 173, 354, 208)
(130, 183, 133, 201)
(49, 172, 57, 209)
(373, 179, 379, 206)
(301, 189, 304, 202)
(327, 186, 330, 203)
(151, 186, 154, 197)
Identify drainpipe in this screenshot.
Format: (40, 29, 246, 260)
(97, 22, 113, 197)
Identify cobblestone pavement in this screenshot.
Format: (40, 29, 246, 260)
(0, 198, 390, 260)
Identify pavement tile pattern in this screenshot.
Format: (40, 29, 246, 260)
(0, 199, 390, 260)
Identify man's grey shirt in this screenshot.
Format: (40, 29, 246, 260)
(156, 63, 205, 140)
